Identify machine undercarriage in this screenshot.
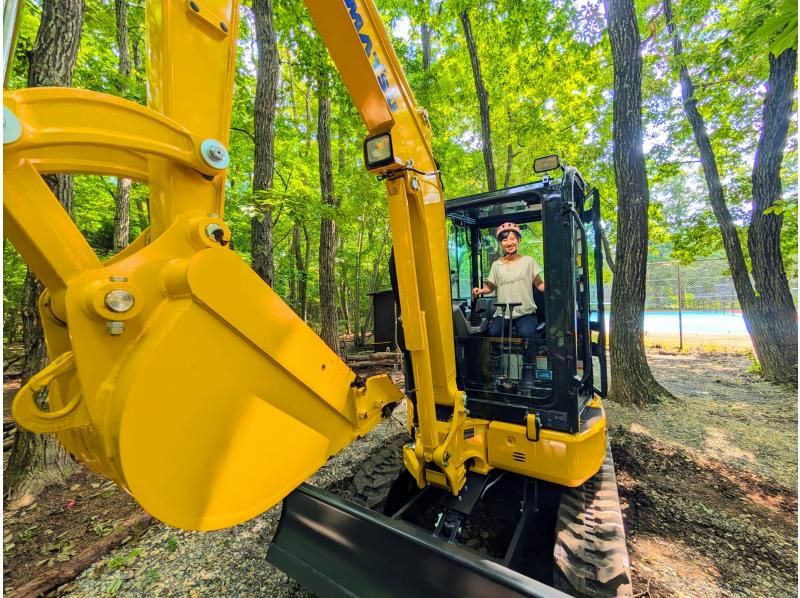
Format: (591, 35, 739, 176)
(270, 435, 632, 597)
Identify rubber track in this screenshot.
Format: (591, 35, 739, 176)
(345, 435, 408, 511)
(553, 444, 633, 597)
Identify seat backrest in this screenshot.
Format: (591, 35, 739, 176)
(474, 297, 495, 320)
(452, 305, 471, 337)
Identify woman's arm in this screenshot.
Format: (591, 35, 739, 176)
(472, 280, 496, 297)
(534, 273, 544, 292)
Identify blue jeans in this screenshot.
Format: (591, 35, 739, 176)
(489, 314, 538, 363)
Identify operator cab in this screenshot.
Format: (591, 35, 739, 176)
(445, 156, 608, 435)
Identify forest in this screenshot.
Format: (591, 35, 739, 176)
(2, 0, 797, 596)
(4, 0, 796, 359)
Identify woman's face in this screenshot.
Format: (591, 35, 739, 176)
(499, 232, 520, 255)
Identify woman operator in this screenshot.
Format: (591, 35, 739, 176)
(471, 222, 544, 338)
(471, 222, 544, 383)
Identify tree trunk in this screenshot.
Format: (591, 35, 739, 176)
(459, 9, 496, 191)
(134, 187, 149, 231)
(317, 86, 340, 355)
(114, 0, 131, 79)
(360, 226, 390, 345)
(420, 1, 432, 71)
(5, 0, 84, 506)
(291, 224, 309, 320)
(418, 0, 435, 105)
(503, 105, 515, 188)
(353, 212, 365, 347)
(289, 232, 297, 307)
(302, 224, 311, 321)
(132, 36, 142, 72)
(113, 178, 131, 252)
(600, 223, 616, 274)
(746, 48, 798, 383)
(251, 0, 280, 286)
(113, 0, 131, 253)
(338, 236, 351, 337)
(664, 0, 797, 383)
(504, 142, 513, 188)
(5, 311, 18, 344)
(339, 280, 351, 337)
(604, 0, 672, 406)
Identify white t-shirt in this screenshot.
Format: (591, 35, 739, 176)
(486, 255, 542, 319)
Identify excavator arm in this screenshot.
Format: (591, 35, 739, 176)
(305, 0, 469, 492)
(3, 0, 433, 531)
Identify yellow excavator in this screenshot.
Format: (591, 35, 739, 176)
(4, 0, 631, 595)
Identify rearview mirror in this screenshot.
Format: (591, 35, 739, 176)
(533, 154, 560, 174)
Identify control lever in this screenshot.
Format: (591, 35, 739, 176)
(504, 303, 521, 380)
(493, 303, 508, 388)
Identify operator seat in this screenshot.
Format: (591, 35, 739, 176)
(453, 303, 489, 336)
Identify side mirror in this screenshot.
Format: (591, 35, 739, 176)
(533, 154, 561, 174)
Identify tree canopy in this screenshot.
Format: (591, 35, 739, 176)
(4, 0, 796, 346)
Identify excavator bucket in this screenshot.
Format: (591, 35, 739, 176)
(6, 203, 403, 531)
(268, 484, 569, 598)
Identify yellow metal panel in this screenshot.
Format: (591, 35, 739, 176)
(146, 0, 238, 234)
(3, 158, 101, 294)
(304, 1, 395, 133)
(3, 89, 218, 176)
(114, 298, 339, 530)
(146, 0, 238, 140)
(487, 415, 607, 488)
(425, 469, 448, 489)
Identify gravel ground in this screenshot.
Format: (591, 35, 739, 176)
(55, 407, 409, 597)
(39, 351, 798, 597)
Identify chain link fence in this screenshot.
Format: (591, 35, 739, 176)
(598, 258, 798, 349)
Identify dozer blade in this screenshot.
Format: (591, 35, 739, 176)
(268, 483, 569, 598)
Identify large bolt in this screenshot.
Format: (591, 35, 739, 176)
(205, 223, 227, 245)
(208, 145, 226, 162)
(104, 289, 135, 313)
(200, 139, 230, 169)
(410, 177, 420, 191)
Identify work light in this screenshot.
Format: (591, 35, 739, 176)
(363, 133, 394, 169)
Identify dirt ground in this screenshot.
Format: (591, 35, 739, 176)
(606, 351, 797, 597)
(2, 350, 797, 597)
